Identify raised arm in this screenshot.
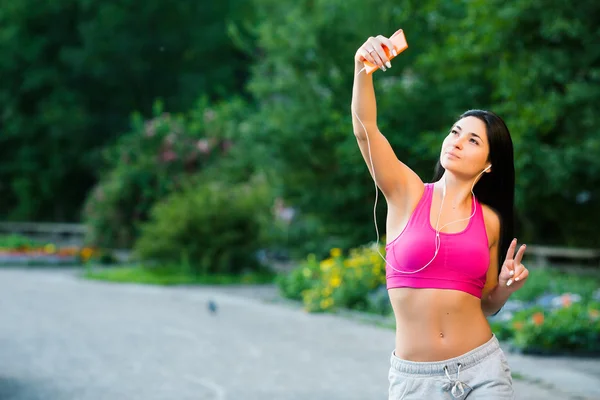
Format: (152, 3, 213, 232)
(351, 34, 422, 209)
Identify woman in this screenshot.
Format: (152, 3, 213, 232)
(351, 33, 530, 399)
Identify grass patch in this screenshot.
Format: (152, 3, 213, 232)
(83, 264, 277, 286)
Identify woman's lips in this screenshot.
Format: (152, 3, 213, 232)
(445, 151, 460, 159)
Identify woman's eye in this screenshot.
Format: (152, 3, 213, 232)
(470, 138, 479, 145)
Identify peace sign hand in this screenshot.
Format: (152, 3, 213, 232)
(499, 238, 529, 292)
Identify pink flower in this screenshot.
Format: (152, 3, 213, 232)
(160, 150, 177, 162)
(196, 139, 210, 154)
(144, 120, 156, 137)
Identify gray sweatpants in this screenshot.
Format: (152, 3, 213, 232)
(388, 335, 514, 399)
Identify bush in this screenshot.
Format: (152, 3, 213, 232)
(489, 268, 600, 355)
(278, 242, 388, 313)
(133, 174, 274, 275)
(492, 301, 600, 356)
(82, 99, 234, 249)
(514, 302, 600, 355)
(0, 234, 45, 249)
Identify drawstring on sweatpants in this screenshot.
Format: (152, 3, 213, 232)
(442, 363, 471, 398)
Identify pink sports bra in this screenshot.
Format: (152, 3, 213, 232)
(385, 183, 490, 298)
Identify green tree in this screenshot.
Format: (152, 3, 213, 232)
(417, 0, 600, 246)
(0, 0, 252, 221)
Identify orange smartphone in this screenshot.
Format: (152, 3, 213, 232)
(363, 29, 408, 74)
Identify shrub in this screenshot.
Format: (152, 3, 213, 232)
(278, 242, 388, 313)
(276, 252, 321, 301)
(489, 269, 600, 355)
(0, 234, 45, 249)
(508, 302, 600, 355)
(82, 99, 234, 249)
(133, 174, 273, 275)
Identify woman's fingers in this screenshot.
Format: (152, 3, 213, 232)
(367, 38, 389, 70)
(356, 34, 398, 71)
(505, 238, 518, 261)
(358, 47, 377, 66)
(500, 259, 514, 281)
(514, 267, 529, 283)
(514, 243, 527, 265)
(377, 35, 397, 58)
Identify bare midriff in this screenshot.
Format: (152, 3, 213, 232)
(389, 287, 493, 362)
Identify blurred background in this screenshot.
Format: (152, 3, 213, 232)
(0, 0, 599, 399)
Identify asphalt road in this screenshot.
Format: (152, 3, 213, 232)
(0, 268, 591, 400)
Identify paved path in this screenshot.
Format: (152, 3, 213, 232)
(0, 268, 598, 400)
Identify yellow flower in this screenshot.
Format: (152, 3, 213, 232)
(320, 258, 334, 271)
(44, 243, 56, 254)
(322, 287, 332, 297)
(320, 298, 334, 310)
(330, 275, 342, 288)
(80, 247, 94, 261)
(330, 248, 342, 258)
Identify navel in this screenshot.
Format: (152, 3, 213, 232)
(439, 332, 444, 338)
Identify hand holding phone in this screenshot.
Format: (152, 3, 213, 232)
(355, 29, 408, 74)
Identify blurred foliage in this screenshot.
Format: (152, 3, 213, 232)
(0, 234, 45, 249)
(491, 301, 600, 356)
(277, 243, 388, 313)
(133, 174, 274, 275)
(509, 267, 600, 303)
(0, 0, 251, 221)
(510, 302, 600, 355)
(489, 268, 600, 355)
(239, 0, 600, 252)
(82, 99, 235, 248)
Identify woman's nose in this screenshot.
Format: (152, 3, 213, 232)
(451, 139, 463, 149)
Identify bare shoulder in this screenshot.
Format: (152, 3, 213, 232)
(481, 204, 501, 248)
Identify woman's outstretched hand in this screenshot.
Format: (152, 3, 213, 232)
(498, 238, 529, 292)
(354, 35, 396, 72)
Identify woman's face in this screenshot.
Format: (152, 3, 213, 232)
(440, 116, 491, 177)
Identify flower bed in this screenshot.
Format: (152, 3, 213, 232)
(0, 234, 100, 266)
(489, 293, 600, 356)
(277, 242, 388, 314)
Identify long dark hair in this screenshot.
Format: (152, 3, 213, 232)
(432, 109, 515, 276)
